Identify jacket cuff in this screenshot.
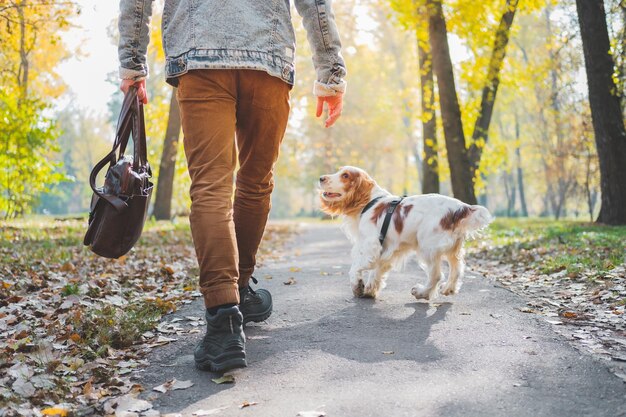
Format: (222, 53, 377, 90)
(314, 80, 347, 97)
(119, 66, 147, 81)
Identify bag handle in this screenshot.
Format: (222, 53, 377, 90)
(88, 87, 139, 212)
(132, 98, 149, 172)
(117, 88, 139, 161)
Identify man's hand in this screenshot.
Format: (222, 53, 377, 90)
(120, 79, 148, 104)
(316, 93, 343, 128)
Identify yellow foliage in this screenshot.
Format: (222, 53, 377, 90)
(0, 0, 77, 98)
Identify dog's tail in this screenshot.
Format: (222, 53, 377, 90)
(440, 204, 494, 235)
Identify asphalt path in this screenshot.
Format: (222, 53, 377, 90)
(135, 222, 626, 417)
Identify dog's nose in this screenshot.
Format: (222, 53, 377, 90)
(319, 176, 328, 183)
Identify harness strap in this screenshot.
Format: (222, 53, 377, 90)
(379, 198, 404, 245)
(360, 196, 383, 215)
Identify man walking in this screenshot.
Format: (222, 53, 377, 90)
(118, 0, 346, 372)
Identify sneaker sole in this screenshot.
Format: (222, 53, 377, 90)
(195, 354, 247, 373)
(242, 302, 273, 325)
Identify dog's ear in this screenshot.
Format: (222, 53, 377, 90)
(319, 194, 343, 216)
(340, 171, 375, 216)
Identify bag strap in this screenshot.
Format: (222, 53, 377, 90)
(117, 88, 139, 160)
(88, 87, 138, 212)
(132, 98, 149, 172)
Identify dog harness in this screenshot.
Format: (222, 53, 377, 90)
(361, 196, 404, 245)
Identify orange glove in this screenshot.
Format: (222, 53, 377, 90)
(316, 93, 344, 128)
(120, 79, 148, 104)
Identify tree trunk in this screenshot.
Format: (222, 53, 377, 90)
(576, 0, 626, 224)
(514, 113, 528, 217)
(584, 147, 596, 221)
(468, 0, 519, 176)
(503, 171, 516, 217)
(427, 0, 476, 204)
(153, 88, 181, 220)
(417, 8, 439, 194)
(17, 0, 29, 100)
(619, 2, 626, 113)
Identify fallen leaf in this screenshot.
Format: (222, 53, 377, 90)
(561, 311, 578, 319)
(297, 412, 326, 417)
(191, 407, 229, 416)
(211, 375, 235, 384)
(115, 394, 153, 413)
(153, 381, 171, 393)
(83, 379, 93, 395)
(155, 335, 177, 343)
(289, 267, 302, 272)
(14, 329, 29, 339)
(171, 379, 194, 390)
(239, 401, 258, 409)
(60, 262, 76, 272)
(12, 378, 35, 397)
(284, 278, 296, 286)
(41, 407, 69, 416)
(162, 265, 175, 275)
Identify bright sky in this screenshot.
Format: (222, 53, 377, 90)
(56, 0, 119, 115)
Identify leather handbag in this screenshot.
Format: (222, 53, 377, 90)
(83, 87, 153, 258)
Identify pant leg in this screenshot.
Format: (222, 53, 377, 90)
(233, 70, 291, 287)
(177, 70, 240, 309)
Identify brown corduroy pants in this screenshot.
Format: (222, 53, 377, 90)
(176, 69, 290, 309)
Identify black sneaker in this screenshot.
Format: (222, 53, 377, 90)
(239, 277, 273, 325)
(194, 306, 246, 372)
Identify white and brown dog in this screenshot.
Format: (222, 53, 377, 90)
(319, 166, 493, 301)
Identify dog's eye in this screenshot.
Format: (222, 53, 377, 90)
(341, 173, 349, 179)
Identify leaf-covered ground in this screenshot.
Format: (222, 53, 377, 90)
(2, 217, 625, 415)
(0, 217, 294, 416)
(467, 218, 626, 381)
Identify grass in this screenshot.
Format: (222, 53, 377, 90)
(468, 218, 626, 280)
(72, 301, 169, 351)
(0, 215, 193, 267)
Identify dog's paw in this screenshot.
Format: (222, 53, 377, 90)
(440, 286, 456, 296)
(352, 280, 365, 297)
(363, 284, 379, 299)
(440, 281, 461, 296)
(411, 285, 430, 300)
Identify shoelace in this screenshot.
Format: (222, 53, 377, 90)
(246, 276, 259, 295)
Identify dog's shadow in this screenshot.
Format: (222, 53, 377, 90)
(247, 301, 451, 365)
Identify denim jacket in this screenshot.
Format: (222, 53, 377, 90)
(118, 0, 347, 96)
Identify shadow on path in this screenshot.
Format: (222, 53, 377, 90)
(139, 300, 452, 413)
(247, 301, 451, 365)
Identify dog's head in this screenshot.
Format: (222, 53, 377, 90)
(318, 166, 376, 216)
